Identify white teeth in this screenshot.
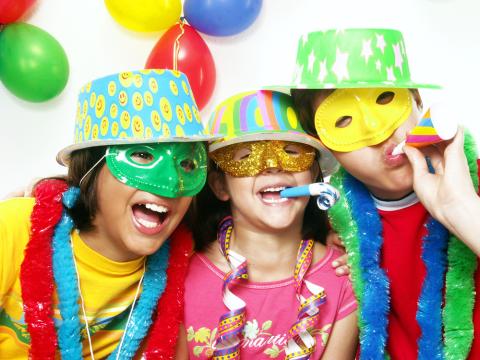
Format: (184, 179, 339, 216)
(137, 218, 158, 228)
(262, 186, 286, 193)
(263, 197, 289, 204)
(145, 203, 168, 213)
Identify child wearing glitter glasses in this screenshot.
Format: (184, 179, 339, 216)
(177, 90, 358, 359)
(0, 70, 212, 359)
(290, 28, 480, 359)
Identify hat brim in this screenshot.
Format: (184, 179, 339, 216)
(57, 135, 221, 166)
(265, 81, 442, 94)
(208, 131, 339, 177)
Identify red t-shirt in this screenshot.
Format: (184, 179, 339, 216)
(376, 181, 480, 358)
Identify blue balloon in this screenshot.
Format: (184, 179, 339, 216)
(184, 0, 262, 37)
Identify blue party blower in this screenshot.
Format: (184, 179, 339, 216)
(280, 182, 340, 210)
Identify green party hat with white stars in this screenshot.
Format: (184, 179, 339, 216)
(288, 29, 440, 90)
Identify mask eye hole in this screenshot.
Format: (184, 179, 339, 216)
(376, 91, 395, 105)
(283, 144, 303, 156)
(335, 116, 352, 128)
(130, 151, 154, 164)
(180, 159, 196, 172)
(233, 147, 251, 161)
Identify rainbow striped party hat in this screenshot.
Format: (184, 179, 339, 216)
(207, 90, 338, 176)
(392, 104, 458, 155)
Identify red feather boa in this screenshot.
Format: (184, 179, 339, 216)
(20, 179, 193, 359)
(20, 179, 67, 359)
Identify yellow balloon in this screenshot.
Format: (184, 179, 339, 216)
(105, 0, 182, 32)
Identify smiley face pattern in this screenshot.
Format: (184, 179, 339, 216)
(75, 70, 208, 145)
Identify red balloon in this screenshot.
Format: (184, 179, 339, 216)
(0, 0, 36, 24)
(145, 23, 216, 110)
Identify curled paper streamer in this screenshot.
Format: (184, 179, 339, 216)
(285, 281, 326, 360)
(286, 239, 326, 359)
(214, 218, 246, 360)
(280, 182, 340, 210)
(392, 105, 458, 155)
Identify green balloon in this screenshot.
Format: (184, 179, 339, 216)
(0, 23, 69, 102)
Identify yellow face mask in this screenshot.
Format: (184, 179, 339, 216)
(210, 140, 316, 177)
(314, 88, 413, 152)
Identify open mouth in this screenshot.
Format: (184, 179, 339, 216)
(259, 186, 289, 204)
(132, 203, 169, 234)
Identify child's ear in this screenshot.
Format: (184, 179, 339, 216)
(208, 170, 230, 201)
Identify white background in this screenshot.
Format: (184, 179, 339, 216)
(1, 0, 479, 197)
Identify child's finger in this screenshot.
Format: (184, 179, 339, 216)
(335, 265, 351, 277)
(404, 145, 430, 176)
(332, 253, 348, 268)
(443, 126, 465, 161)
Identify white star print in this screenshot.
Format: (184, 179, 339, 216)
(293, 64, 304, 84)
(318, 59, 328, 82)
(301, 33, 309, 46)
(361, 39, 373, 63)
(386, 66, 396, 81)
(332, 48, 350, 81)
(308, 50, 316, 73)
(376, 59, 382, 71)
(376, 34, 386, 53)
(393, 43, 404, 74)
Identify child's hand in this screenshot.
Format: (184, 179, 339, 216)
(326, 231, 350, 276)
(404, 128, 475, 224)
(332, 253, 350, 277)
(2, 184, 34, 200)
(404, 128, 480, 255)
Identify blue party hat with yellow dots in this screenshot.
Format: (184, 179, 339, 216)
(57, 69, 215, 165)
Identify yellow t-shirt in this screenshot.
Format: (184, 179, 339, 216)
(0, 198, 145, 359)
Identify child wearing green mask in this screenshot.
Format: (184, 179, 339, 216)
(0, 70, 212, 359)
(290, 28, 480, 359)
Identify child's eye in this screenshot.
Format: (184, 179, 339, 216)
(335, 116, 352, 128)
(376, 91, 395, 105)
(180, 159, 196, 172)
(130, 151, 154, 164)
(233, 147, 251, 161)
(283, 144, 302, 155)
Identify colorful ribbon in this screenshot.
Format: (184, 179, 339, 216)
(285, 239, 326, 359)
(213, 217, 247, 360)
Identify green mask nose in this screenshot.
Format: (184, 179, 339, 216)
(106, 142, 207, 198)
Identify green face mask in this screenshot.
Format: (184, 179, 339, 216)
(106, 142, 207, 198)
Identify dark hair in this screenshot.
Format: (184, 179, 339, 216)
(190, 158, 329, 252)
(291, 89, 329, 138)
(291, 88, 423, 138)
(65, 147, 107, 231)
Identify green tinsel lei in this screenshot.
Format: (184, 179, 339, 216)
(329, 169, 365, 320)
(443, 130, 479, 360)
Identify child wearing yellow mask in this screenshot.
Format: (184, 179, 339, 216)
(290, 29, 480, 359)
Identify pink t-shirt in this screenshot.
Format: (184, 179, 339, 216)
(184, 246, 357, 359)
